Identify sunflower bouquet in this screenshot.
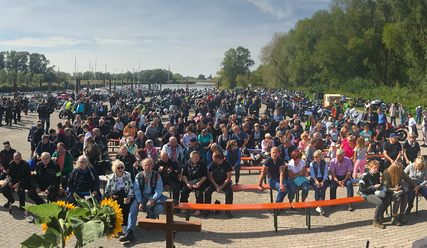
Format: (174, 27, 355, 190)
(21, 194, 123, 248)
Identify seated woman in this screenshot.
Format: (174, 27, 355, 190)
(298, 132, 310, 153)
(180, 151, 208, 217)
(261, 133, 274, 155)
(287, 150, 309, 203)
(310, 150, 330, 215)
(250, 123, 265, 148)
(225, 140, 241, 185)
(404, 156, 427, 215)
(113, 117, 124, 139)
(104, 160, 134, 234)
(144, 139, 158, 163)
(382, 162, 418, 226)
(206, 143, 219, 169)
(198, 129, 214, 151)
(358, 160, 390, 229)
(83, 136, 102, 164)
(403, 133, 421, 166)
(217, 127, 231, 152)
(67, 155, 100, 204)
(183, 125, 197, 149)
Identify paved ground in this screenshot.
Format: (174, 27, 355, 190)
(0, 107, 426, 248)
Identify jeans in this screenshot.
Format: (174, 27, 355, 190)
(127, 194, 169, 231)
(310, 178, 329, 201)
(407, 185, 427, 209)
(287, 178, 309, 201)
(234, 165, 241, 184)
(330, 175, 354, 199)
(390, 117, 396, 127)
(268, 178, 289, 203)
(416, 114, 422, 124)
(366, 194, 390, 222)
(41, 117, 50, 134)
(400, 116, 406, 125)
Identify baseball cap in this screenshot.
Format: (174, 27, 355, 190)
(389, 133, 398, 138)
(190, 137, 197, 142)
(3, 141, 10, 146)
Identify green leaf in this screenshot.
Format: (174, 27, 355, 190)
(24, 203, 62, 217)
(71, 216, 104, 247)
(21, 234, 55, 248)
(44, 227, 61, 247)
(74, 194, 94, 213)
(35, 216, 52, 225)
(97, 205, 116, 216)
(66, 208, 90, 223)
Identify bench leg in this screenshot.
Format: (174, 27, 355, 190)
(296, 189, 300, 203)
(269, 188, 273, 203)
(274, 209, 278, 232)
(305, 208, 311, 231)
(186, 210, 190, 221)
(416, 194, 419, 216)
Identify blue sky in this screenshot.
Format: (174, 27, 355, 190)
(0, 0, 330, 77)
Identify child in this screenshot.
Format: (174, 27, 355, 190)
(353, 137, 368, 178)
(327, 142, 338, 159)
(225, 140, 241, 185)
(305, 139, 316, 167)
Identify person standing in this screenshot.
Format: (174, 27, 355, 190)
(422, 111, 427, 147)
(389, 103, 397, 127)
(37, 99, 53, 134)
(399, 103, 407, 125)
(416, 104, 423, 124)
(383, 133, 402, 172)
(0, 97, 4, 127)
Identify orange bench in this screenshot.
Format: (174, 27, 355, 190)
(291, 196, 365, 230)
(175, 202, 291, 232)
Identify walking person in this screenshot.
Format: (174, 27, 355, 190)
(389, 103, 397, 127)
(399, 103, 407, 125)
(416, 104, 423, 124)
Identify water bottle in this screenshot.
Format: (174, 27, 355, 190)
(25, 211, 34, 222)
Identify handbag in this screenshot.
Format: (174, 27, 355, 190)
(293, 176, 309, 187)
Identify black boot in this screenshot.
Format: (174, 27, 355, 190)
(119, 229, 135, 242)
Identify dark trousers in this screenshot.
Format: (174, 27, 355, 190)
(28, 186, 58, 205)
(408, 185, 427, 209)
(13, 111, 21, 123)
(233, 165, 241, 184)
(205, 182, 233, 204)
(1, 183, 26, 206)
(0, 110, 3, 125)
(180, 182, 207, 204)
(61, 172, 69, 190)
(330, 175, 354, 199)
(162, 177, 180, 205)
(116, 197, 132, 226)
(366, 194, 390, 222)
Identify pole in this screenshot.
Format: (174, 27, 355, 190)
(57, 67, 59, 95)
(186, 77, 188, 91)
(132, 68, 134, 92)
(104, 64, 106, 87)
(74, 57, 77, 93)
(94, 59, 97, 89)
(138, 60, 140, 89)
(121, 69, 123, 88)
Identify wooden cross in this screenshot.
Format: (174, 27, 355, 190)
(138, 199, 201, 248)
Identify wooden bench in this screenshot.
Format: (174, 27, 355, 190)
(293, 178, 360, 202)
(291, 196, 365, 230)
(175, 202, 292, 232)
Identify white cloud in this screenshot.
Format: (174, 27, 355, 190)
(93, 38, 137, 46)
(0, 36, 90, 48)
(246, 0, 292, 20)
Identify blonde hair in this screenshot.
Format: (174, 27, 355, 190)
(386, 162, 404, 187)
(111, 160, 125, 174)
(355, 136, 366, 149)
(368, 160, 379, 169)
(313, 150, 323, 159)
(226, 140, 237, 151)
(414, 156, 427, 171)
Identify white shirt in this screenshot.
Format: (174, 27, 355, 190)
(287, 159, 306, 174)
(116, 176, 125, 191)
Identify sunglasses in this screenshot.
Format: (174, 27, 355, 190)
(117, 167, 124, 170)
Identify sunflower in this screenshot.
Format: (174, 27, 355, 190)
(54, 201, 66, 207)
(65, 203, 76, 210)
(41, 223, 48, 232)
(101, 198, 123, 239)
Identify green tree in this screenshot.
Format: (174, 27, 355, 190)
(0, 69, 7, 84)
(29, 53, 51, 74)
(220, 46, 254, 89)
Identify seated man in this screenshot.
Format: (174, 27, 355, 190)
(121, 158, 168, 242)
(330, 149, 355, 211)
(258, 147, 289, 204)
(0, 141, 17, 179)
(35, 134, 56, 161)
(135, 131, 147, 149)
(204, 151, 233, 218)
(162, 137, 184, 168)
(125, 137, 138, 156)
(28, 152, 60, 204)
(154, 151, 181, 205)
(93, 128, 108, 155)
(116, 146, 137, 180)
(1, 152, 31, 209)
